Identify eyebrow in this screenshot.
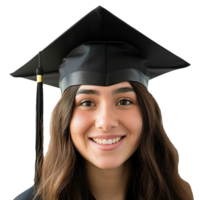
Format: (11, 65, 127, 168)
(76, 87, 135, 96)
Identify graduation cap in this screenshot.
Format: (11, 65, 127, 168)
(10, 6, 190, 190)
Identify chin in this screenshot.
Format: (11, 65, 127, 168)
(92, 159, 125, 169)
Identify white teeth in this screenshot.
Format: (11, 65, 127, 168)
(92, 136, 123, 145)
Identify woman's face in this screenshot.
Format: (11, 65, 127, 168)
(70, 81, 143, 169)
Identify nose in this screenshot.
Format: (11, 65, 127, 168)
(95, 103, 118, 132)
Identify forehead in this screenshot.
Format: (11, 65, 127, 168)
(78, 81, 132, 90)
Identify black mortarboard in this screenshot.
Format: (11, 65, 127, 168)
(10, 5, 190, 190)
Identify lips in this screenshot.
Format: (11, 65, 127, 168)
(89, 135, 126, 151)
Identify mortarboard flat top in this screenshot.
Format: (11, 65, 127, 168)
(11, 6, 190, 92)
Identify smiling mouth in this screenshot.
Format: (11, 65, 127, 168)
(89, 136, 126, 145)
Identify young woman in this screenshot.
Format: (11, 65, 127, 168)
(33, 81, 193, 200)
(12, 6, 193, 200)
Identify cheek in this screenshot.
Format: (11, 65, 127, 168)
(70, 110, 88, 130)
(120, 109, 143, 147)
(121, 109, 143, 130)
(69, 110, 92, 146)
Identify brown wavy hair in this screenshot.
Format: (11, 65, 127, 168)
(33, 81, 193, 200)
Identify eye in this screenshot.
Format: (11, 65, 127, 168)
(119, 99, 133, 106)
(80, 99, 133, 107)
(80, 101, 93, 107)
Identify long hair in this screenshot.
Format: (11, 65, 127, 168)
(33, 82, 193, 200)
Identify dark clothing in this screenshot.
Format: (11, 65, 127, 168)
(14, 186, 34, 200)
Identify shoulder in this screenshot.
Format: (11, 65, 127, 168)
(14, 186, 34, 200)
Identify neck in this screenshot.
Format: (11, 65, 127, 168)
(85, 159, 131, 200)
